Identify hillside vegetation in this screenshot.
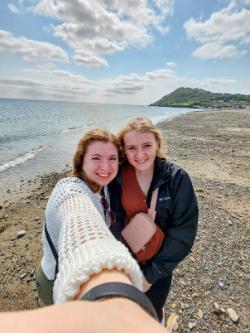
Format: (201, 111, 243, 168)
(150, 87, 250, 108)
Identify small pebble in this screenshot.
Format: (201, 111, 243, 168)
(20, 272, 28, 279)
(218, 282, 225, 289)
(16, 230, 26, 238)
(227, 308, 239, 323)
(188, 321, 196, 329)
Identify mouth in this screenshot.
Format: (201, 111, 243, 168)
(96, 172, 111, 178)
(135, 159, 147, 164)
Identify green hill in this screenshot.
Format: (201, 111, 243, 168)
(150, 87, 250, 108)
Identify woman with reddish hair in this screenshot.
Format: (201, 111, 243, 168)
(36, 129, 123, 304)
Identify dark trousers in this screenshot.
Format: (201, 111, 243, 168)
(145, 274, 172, 321)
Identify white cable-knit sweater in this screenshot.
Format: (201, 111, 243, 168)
(41, 177, 111, 280)
(41, 177, 142, 303)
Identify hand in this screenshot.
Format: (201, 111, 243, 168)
(143, 276, 152, 292)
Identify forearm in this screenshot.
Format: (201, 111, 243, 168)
(0, 298, 165, 333)
(75, 269, 131, 299)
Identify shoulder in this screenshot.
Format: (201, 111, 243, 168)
(50, 177, 93, 201)
(154, 158, 192, 194)
(155, 158, 188, 180)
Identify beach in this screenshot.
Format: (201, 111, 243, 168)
(0, 108, 249, 332)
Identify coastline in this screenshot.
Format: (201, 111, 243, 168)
(0, 108, 249, 332)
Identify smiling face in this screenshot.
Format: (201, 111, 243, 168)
(82, 141, 119, 187)
(123, 130, 158, 172)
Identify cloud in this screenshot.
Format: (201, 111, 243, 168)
(8, 3, 19, 13)
(0, 64, 177, 102)
(192, 42, 246, 60)
(0, 63, 242, 103)
(179, 76, 238, 92)
(0, 75, 92, 101)
(74, 50, 109, 68)
(32, 0, 174, 67)
(0, 29, 69, 62)
(145, 68, 176, 80)
(184, 3, 250, 60)
(166, 61, 176, 67)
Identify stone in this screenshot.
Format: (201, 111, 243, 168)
(20, 272, 28, 279)
(227, 308, 239, 323)
(218, 282, 225, 289)
(16, 230, 26, 238)
(188, 321, 196, 329)
(197, 309, 204, 320)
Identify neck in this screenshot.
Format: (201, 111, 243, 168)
(135, 164, 154, 178)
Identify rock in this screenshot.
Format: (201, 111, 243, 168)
(196, 309, 204, 320)
(34, 216, 40, 221)
(20, 272, 28, 279)
(227, 308, 239, 323)
(188, 321, 196, 329)
(218, 282, 225, 289)
(16, 230, 26, 238)
(214, 302, 225, 316)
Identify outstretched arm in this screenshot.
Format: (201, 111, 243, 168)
(1, 180, 167, 333)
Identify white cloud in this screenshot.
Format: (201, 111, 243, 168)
(74, 50, 109, 68)
(0, 63, 243, 104)
(166, 61, 176, 67)
(8, 3, 19, 13)
(32, 0, 173, 67)
(192, 42, 244, 60)
(184, 4, 250, 60)
(0, 29, 69, 62)
(179, 76, 238, 93)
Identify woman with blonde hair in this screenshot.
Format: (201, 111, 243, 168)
(109, 117, 199, 323)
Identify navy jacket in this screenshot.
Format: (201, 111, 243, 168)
(109, 157, 199, 284)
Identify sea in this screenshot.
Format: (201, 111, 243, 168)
(0, 98, 197, 199)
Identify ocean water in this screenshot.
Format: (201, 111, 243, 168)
(0, 98, 195, 196)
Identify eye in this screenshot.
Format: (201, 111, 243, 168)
(144, 144, 152, 148)
(126, 146, 135, 151)
(92, 157, 101, 160)
(110, 156, 118, 161)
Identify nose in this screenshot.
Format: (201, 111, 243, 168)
(100, 159, 111, 170)
(135, 148, 144, 159)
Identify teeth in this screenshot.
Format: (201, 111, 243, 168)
(98, 173, 109, 177)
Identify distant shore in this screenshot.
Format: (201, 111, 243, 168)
(0, 108, 249, 332)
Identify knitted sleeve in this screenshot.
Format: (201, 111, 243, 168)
(52, 179, 142, 303)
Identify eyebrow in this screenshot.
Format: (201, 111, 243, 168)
(125, 141, 152, 147)
(90, 153, 118, 157)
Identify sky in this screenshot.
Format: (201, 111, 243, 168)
(0, 0, 249, 105)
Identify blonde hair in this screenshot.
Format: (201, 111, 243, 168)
(72, 129, 120, 192)
(117, 117, 164, 158)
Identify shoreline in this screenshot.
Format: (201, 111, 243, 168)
(0, 108, 249, 332)
(0, 105, 195, 206)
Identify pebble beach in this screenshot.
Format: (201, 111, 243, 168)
(0, 108, 249, 332)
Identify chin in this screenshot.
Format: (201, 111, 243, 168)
(135, 162, 152, 170)
(96, 178, 112, 186)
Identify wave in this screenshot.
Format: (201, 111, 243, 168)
(62, 123, 94, 134)
(62, 126, 82, 134)
(0, 144, 48, 173)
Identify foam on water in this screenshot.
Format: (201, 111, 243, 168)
(0, 144, 48, 173)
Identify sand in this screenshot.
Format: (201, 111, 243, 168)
(0, 108, 249, 332)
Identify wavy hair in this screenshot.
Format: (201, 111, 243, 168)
(72, 129, 121, 192)
(117, 117, 164, 158)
